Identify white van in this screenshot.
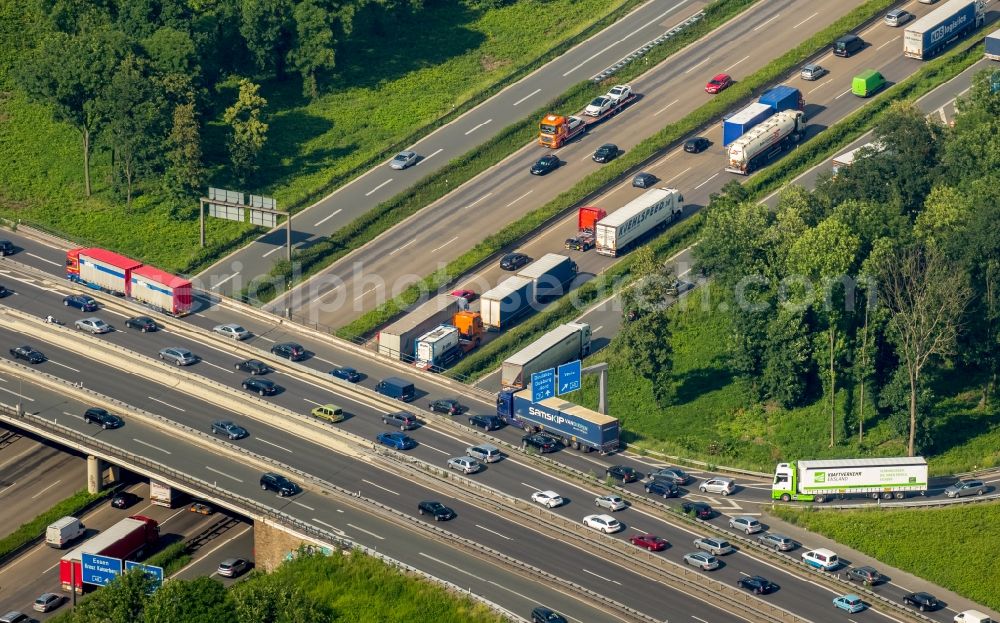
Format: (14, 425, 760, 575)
(954, 611, 995, 623)
(45, 516, 85, 548)
(801, 547, 839, 571)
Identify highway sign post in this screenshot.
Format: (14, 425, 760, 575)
(557, 360, 581, 395)
(82, 553, 122, 587)
(531, 369, 555, 402)
(125, 561, 164, 591)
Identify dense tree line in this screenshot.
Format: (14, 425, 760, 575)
(681, 73, 1000, 456)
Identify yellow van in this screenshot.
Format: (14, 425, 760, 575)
(311, 404, 344, 422)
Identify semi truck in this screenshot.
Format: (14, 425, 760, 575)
(480, 276, 534, 330)
(414, 325, 462, 369)
(725, 110, 806, 175)
(772, 457, 928, 503)
(377, 293, 462, 360)
(565, 207, 607, 251)
(150, 479, 181, 508)
(59, 515, 160, 593)
(594, 188, 684, 257)
(722, 85, 804, 145)
(986, 28, 1000, 60)
(66, 248, 192, 316)
(903, 0, 985, 59)
(758, 85, 804, 114)
(538, 87, 637, 148)
(496, 387, 619, 453)
(516, 253, 577, 302)
(453, 310, 484, 352)
(500, 322, 592, 390)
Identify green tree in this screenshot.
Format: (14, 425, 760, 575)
(913, 185, 971, 255)
(70, 568, 153, 623)
(694, 187, 775, 287)
(287, 0, 337, 99)
(872, 101, 943, 215)
(620, 247, 675, 406)
(941, 69, 1000, 182)
(761, 307, 813, 408)
(240, 0, 294, 76)
(144, 576, 237, 623)
(142, 27, 201, 78)
(230, 571, 331, 623)
(164, 100, 206, 200)
(224, 78, 269, 182)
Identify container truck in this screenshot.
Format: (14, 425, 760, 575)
(66, 248, 192, 315)
(150, 479, 181, 508)
(59, 515, 159, 593)
(378, 293, 461, 360)
(594, 188, 684, 257)
(516, 253, 577, 302)
(538, 89, 636, 148)
(130, 265, 193, 316)
(480, 276, 534, 330)
(500, 322, 592, 390)
(496, 387, 619, 453)
(414, 325, 462, 369)
(723, 102, 775, 146)
(986, 28, 1000, 60)
(772, 457, 928, 503)
(903, 0, 985, 59)
(725, 110, 806, 175)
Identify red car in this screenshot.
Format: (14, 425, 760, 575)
(450, 289, 476, 301)
(629, 534, 669, 551)
(705, 73, 732, 94)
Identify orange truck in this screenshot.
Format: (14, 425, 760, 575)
(538, 85, 636, 148)
(453, 311, 484, 353)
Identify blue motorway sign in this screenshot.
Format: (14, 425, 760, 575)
(125, 561, 164, 590)
(82, 553, 122, 586)
(557, 360, 581, 395)
(531, 368, 555, 403)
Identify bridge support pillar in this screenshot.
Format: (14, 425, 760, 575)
(86, 456, 120, 494)
(254, 520, 340, 572)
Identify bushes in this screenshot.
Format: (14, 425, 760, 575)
(146, 540, 191, 576)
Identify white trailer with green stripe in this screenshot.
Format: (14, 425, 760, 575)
(772, 457, 927, 503)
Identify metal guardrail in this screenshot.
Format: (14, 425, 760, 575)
(591, 11, 705, 82)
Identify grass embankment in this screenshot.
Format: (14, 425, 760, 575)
(0, 489, 107, 561)
(773, 503, 1000, 613)
(0, 0, 635, 272)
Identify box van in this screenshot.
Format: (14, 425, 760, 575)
(954, 611, 995, 623)
(376, 377, 415, 402)
(834, 34, 864, 57)
(46, 516, 85, 548)
(852, 70, 886, 97)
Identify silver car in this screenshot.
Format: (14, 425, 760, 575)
(75, 317, 112, 334)
(33, 592, 63, 612)
(758, 533, 796, 551)
(159, 347, 198, 366)
(800, 63, 828, 81)
(217, 557, 249, 577)
(683, 552, 720, 570)
(700, 477, 736, 495)
(447, 456, 482, 474)
(389, 150, 418, 169)
(729, 516, 763, 534)
(595, 495, 627, 511)
(884, 9, 913, 26)
(694, 536, 734, 555)
(214, 323, 251, 340)
(944, 479, 987, 498)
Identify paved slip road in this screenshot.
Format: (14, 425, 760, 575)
(276, 0, 868, 327)
(198, 0, 714, 297)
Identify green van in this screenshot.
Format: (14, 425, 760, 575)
(852, 70, 886, 97)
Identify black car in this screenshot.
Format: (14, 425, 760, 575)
(902, 592, 938, 611)
(468, 414, 503, 431)
(417, 500, 455, 521)
(499, 252, 530, 271)
(530, 155, 560, 175)
(847, 566, 883, 586)
(260, 472, 299, 496)
(211, 420, 249, 439)
(737, 575, 777, 595)
(83, 407, 123, 429)
(606, 465, 640, 483)
(63, 294, 98, 311)
(329, 366, 361, 382)
(522, 432, 559, 453)
(644, 479, 678, 498)
(682, 501, 714, 519)
(428, 399, 463, 415)
(684, 136, 710, 153)
(592, 143, 619, 163)
(235, 359, 271, 375)
(270, 342, 306, 361)
(242, 377, 280, 396)
(111, 491, 139, 509)
(632, 172, 657, 188)
(9, 345, 45, 364)
(564, 233, 595, 251)
(124, 316, 158, 332)
(531, 607, 568, 623)
(0, 240, 15, 256)
(0, 285, 10, 298)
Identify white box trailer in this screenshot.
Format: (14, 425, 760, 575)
(772, 457, 928, 502)
(481, 276, 535, 330)
(594, 188, 684, 256)
(150, 479, 181, 508)
(378, 293, 461, 360)
(500, 322, 592, 390)
(414, 325, 460, 368)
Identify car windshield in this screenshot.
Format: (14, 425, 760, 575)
(393, 154, 408, 162)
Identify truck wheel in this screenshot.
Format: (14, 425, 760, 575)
(815, 495, 826, 503)
(572, 441, 581, 451)
(895, 492, 904, 499)
(881, 492, 892, 500)
(780, 493, 791, 502)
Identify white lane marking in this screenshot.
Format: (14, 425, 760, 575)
(752, 13, 781, 31)
(30, 480, 62, 500)
(312, 356, 337, 366)
(487, 580, 533, 601)
(314, 208, 343, 227)
(302, 397, 323, 407)
(48, 361, 80, 373)
(362, 479, 399, 495)
(663, 166, 692, 185)
(416, 148, 443, 166)
(877, 36, 900, 51)
(807, 79, 833, 95)
(582, 568, 621, 585)
(419, 442, 450, 455)
(61, 411, 82, 420)
(148, 396, 185, 412)
(463, 192, 493, 210)
(257, 438, 292, 453)
(593, 325, 604, 333)
(513, 89, 541, 106)
(209, 273, 237, 291)
(683, 56, 711, 74)
(793, 12, 817, 28)
(173, 525, 252, 578)
(27, 253, 61, 267)
(431, 236, 458, 254)
(365, 179, 393, 197)
(262, 245, 283, 258)
(134, 438, 172, 454)
(313, 518, 347, 536)
(476, 524, 512, 540)
(293, 500, 315, 511)
(835, 89, 852, 100)
(694, 172, 720, 190)
(347, 523, 385, 540)
(420, 552, 478, 576)
(0, 482, 17, 496)
(505, 190, 533, 207)
(199, 360, 234, 374)
(205, 466, 242, 482)
(389, 239, 417, 256)
(724, 55, 749, 72)
(653, 99, 679, 116)
(692, 617, 710, 623)
(464, 118, 492, 135)
(0, 387, 34, 401)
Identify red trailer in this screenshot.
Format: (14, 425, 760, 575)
(59, 515, 159, 593)
(66, 248, 142, 296)
(131, 264, 193, 316)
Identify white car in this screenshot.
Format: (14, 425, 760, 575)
(75, 317, 112, 334)
(585, 96, 613, 117)
(531, 490, 564, 508)
(699, 477, 736, 495)
(606, 84, 632, 103)
(446, 456, 482, 474)
(389, 150, 418, 170)
(595, 494, 627, 511)
(582, 514, 622, 534)
(729, 516, 763, 534)
(214, 323, 251, 340)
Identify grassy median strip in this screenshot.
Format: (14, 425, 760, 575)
(329, 0, 897, 338)
(0, 488, 107, 562)
(245, 0, 762, 305)
(147, 540, 192, 576)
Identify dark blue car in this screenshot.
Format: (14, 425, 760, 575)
(376, 431, 417, 450)
(63, 294, 98, 311)
(329, 366, 361, 383)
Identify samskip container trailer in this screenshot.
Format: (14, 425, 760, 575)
(516, 253, 577, 301)
(480, 276, 534, 330)
(59, 515, 159, 593)
(378, 293, 461, 360)
(772, 457, 928, 502)
(723, 102, 774, 146)
(131, 264, 193, 316)
(986, 28, 1000, 60)
(903, 0, 984, 59)
(726, 110, 805, 175)
(497, 387, 619, 453)
(500, 322, 592, 390)
(758, 85, 804, 113)
(414, 324, 460, 368)
(67, 248, 142, 295)
(594, 188, 684, 257)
